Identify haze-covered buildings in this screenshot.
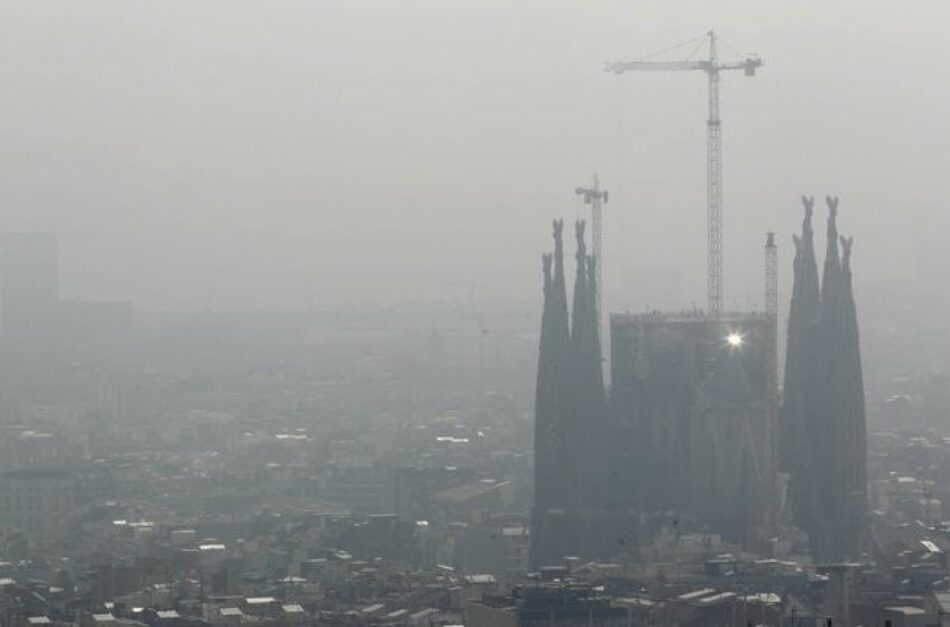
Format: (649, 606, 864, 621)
(610, 311, 775, 545)
(0, 234, 133, 361)
(532, 197, 868, 566)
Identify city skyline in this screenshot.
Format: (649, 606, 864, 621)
(2, 2, 948, 311)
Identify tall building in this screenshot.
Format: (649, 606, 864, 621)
(0, 233, 58, 344)
(531, 220, 608, 567)
(780, 197, 867, 562)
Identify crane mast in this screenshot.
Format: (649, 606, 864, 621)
(765, 231, 778, 532)
(707, 32, 723, 316)
(575, 175, 608, 324)
(607, 31, 761, 316)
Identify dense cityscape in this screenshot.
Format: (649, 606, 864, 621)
(4, 2, 950, 626)
(0, 205, 949, 626)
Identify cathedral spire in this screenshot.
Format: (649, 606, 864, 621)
(799, 196, 820, 319)
(811, 196, 846, 561)
(831, 233, 868, 560)
(780, 196, 824, 539)
(821, 196, 841, 304)
(531, 221, 572, 568)
(804, 199, 868, 562)
(570, 221, 602, 401)
(552, 219, 570, 349)
(568, 221, 606, 515)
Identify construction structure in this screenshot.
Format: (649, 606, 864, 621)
(575, 176, 608, 323)
(609, 309, 775, 546)
(607, 31, 761, 315)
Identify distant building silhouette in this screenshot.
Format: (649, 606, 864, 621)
(780, 197, 867, 562)
(0, 234, 134, 360)
(531, 220, 610, 567)
(531, 197, 868, 566)
(0, 233, 58, 344)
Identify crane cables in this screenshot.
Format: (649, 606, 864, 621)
(683, 36, 710, 62)
(635, 33, 708, 62)
(633, 32, 750, 65)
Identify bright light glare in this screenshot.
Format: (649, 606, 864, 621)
(726, 332, 744, 348)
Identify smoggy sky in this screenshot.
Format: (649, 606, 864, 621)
(1, 1, 947, 312)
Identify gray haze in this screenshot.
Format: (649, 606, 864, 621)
(1, 1, 946, 311)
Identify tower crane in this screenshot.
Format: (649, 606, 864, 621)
(606, 31, 762, 316)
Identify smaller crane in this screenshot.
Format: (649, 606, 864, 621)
(575, 175, 608, 324)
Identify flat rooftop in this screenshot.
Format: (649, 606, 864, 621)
(611, 310, 770, 325)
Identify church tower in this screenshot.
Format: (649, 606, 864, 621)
(779, 196, 868, 562)
(531, 220, 571, 567)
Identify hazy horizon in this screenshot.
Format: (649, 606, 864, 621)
(2, 1, 947, 313)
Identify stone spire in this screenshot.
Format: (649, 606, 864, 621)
(821, 196, 842, 307)
(839, 235, 868, 554)
(552, 219, 570, 352)
(534, 252, 556, 509)
(799, 196, 821, 319)
(564, 221, 609, 558)
(791, 196, 867, 562)
(813, 196, 844, 561)
(819, 231, 868, 561)
(780, 197, 824, 540)
(567, 221, 606, 512)
(531, 220, 571, 568)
